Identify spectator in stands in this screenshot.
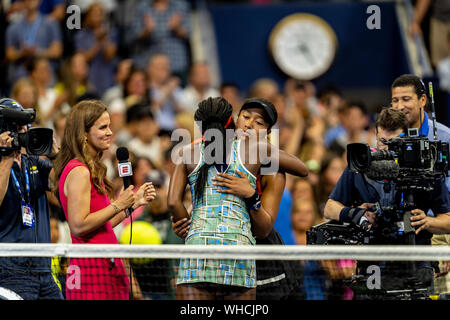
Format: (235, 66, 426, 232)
(4, 0, 25, 24)
(248, 78, 279, 103)
(220, 81, 242, 117)
(109, 68, 150, 135)
(409, 0, 450, 68)
(75, 2, 118, 96)
(297, 106, 327, 188)
(114, 102, 145, 148)
(158, 129, 175, 159)
(298, 141, 325, 188)
(52, 111, 66, 152)
(292, 198, 323, 245)
(146, 53, 186, 131)
(291, 178, 316, 203)
(276, 93, 304, 157)
(39, 0, 66, 22)
(323, 101, 346, 148)
(131, 0, 190, 80)
(127, 104, 163, 168)
(316, 151, 346, 215)
(55, 53, 97, 107)
(290, 195, 329, 300)
(28, 57, 69, 128)
(316, 85, 344, 129)
(102, 58, 133, 106)
(290, 80, 311, 122)
(304, 81, 320, 117)
(10, 77, 38, 112)
(324, 101, 375, 157)
(71, 0, 118, 15)
(289, 82, 323, 150)
(113, 0, 141, 57)
(5, 0, 62, 86)
(182, 62, 220, 113)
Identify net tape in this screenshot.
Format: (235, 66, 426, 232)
(1, 243, 450, 261)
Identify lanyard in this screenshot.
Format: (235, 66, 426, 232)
(10, 168, 31, 204)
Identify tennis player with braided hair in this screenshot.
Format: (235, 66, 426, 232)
(168, 96, 307, 300)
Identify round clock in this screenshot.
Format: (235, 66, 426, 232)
(269, 13, 338, 80)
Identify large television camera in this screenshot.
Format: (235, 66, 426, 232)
(308, 128, 449, 246)
(306, 130, 450, 299)
(347, 127, 449, 192)
(0, 99, 53, 156)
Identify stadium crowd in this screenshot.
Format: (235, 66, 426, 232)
(0, 0, 449, 300)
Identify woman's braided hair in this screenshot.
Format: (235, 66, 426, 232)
(193, 97, 235, 203)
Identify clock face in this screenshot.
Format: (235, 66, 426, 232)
(269, 13, 338, 80)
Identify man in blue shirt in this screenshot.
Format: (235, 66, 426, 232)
(130, 0, 190, 77)
(391, 74, 450, 188)
(324, 106, 450, 298)
(391, 73, 450, 293)
(5, 0, 62, 86)
(0, 99, 62, 300)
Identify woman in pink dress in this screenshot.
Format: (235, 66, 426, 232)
(53, 100, 156, 300)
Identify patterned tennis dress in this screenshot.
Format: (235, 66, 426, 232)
(177, 139, 257, 288)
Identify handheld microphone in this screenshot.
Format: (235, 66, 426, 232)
(116, 147, 134, 215)
(117, 147, 132, 187)
(115, 146, 134, 299)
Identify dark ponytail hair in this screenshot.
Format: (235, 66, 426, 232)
(194, 97, 235, 203)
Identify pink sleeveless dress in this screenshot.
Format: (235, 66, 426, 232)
(59, 159, 129, 300)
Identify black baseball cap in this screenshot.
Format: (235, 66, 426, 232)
(240, 98, 278, 128)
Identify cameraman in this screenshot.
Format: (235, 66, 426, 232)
(392, 74, 450, 285)
(391, 74, 450, 183)
(324, 107, 450, 297)
(0, 99, 62, 300)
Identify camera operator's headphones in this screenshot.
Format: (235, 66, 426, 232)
(418, 78, 428, 97)
(418, 78, 431, 111)
(0, 98, 31, 129)
(0, 98, 24, 111)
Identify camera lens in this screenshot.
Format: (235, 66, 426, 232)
(22, 128, 53, 155)
(347, 143, 371, 172)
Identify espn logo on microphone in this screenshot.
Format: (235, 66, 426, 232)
(118, 162, 132, 177)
